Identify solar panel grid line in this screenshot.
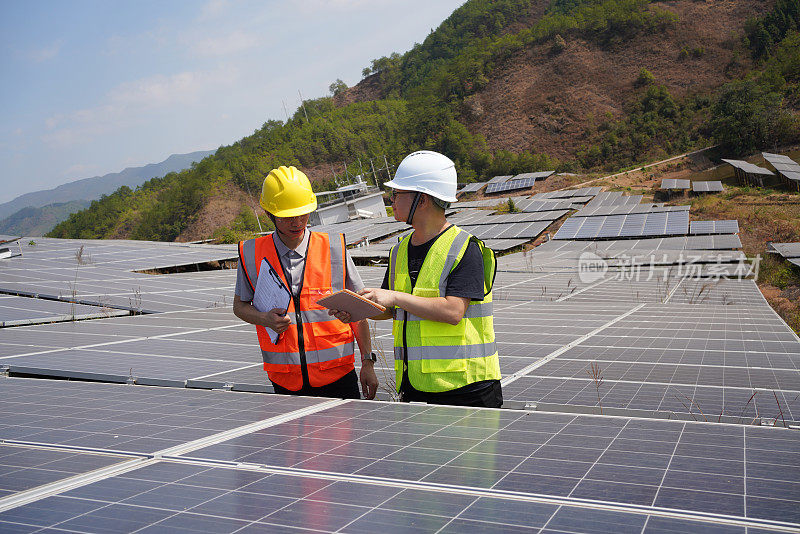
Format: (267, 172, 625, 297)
(0, 455, 155, 514)
(0, 399, 349, 516)
(7, 453, 794, 533)
(520, 372, 800, 396)
(501, 304, 645, 386)
(0, 321, 245, 361)
(142, 406, 792, 532)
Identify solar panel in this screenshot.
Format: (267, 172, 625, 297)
(721, 159, 775, 175)
(2, 200, 800, 534)
(460, 221, 550, 240)
(485, 176, 541, 195)
(5, 384, 797, 532)
(661, 179, 691, 190)
(766, 242, 800, 258)
(487, 174, 514, 184)
(457, 181, 486, 195)
(575, 204, 689, 217)
(763, 152, 800, 175)
(452, 196, 530, 209)
(516, 199, 577, 212)
(619, 213, 646, 237)
(513, 171, 554, 181)
(690, 220, 740, 235)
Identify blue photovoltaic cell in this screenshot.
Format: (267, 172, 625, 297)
(457, 182, 486, 194)
(690, 220, 740, 235)
(485, 177, 537, 195)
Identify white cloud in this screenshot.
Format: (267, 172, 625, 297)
(41, 67, 239, 148)
(190, 30, 260, 57)
(28, 41, 62, 62)
(200, 0, 231, 20)
(299, 0, 392, 13)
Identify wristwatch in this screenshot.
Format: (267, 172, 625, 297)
(361, 352, 377, 363)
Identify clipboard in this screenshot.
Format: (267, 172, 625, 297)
(252, 259, 292, 343)
(316, 289, 386, 322)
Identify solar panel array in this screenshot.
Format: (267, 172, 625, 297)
(767, 241, 800, 269)
(309, 217, 409, 245)
(722, 159, 775, 176)
(451, 195, 531, 209)
(692, 181, 724, 193)
(554, 211, 690, 240)
(533, 187, 602, 199)
(0, 295, 129, 327)
(575, 204, 688, 217)
(660, 179, 691, 190)
(763, 152, 800, 191)
(448, 209, 568, 226)
(484, 176, 537, 194)
(3, 378, 798, 533)
(514, 171, 555, 181)
(515, 198, 581, 212)
(2, 185, 800, 533)
(584, 192, 645, 208)
(690, 220, 740, 235)
(0, 239, 239, 314)
(456, 181, 486, 195)
(460, 221, 551, 240)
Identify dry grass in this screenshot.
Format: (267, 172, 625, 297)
(676, 187, 800, 335)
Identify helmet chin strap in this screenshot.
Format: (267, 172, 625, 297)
(406, 192, 422, 226)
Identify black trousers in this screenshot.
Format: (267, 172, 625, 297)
(271, 369, 360, 399)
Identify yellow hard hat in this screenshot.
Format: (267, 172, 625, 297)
(260, 166, 317, 217)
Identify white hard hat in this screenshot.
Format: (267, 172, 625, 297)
(385, 150, 458, 203)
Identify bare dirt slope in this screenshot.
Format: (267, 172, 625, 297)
(337, 0, 765, 160)
(468, 0, 763, 158)
(176, 182, 259, 242)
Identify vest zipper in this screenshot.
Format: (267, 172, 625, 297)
(293, 293, 309, 389)
(275, 243, 310, 391)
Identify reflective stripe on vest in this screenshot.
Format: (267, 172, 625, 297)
(238, 232, 355, 390)
(389, 225, 501, 393)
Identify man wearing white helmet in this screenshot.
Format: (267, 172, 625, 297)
(360, 151, 502, 407)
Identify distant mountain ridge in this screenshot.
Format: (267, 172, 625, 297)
(0, 201, 90, 237)
(0, 150, 215, 222)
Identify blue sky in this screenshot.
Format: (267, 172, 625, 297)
(0, 0, 465, 203)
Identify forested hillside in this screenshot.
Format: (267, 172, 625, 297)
(49, 0, 799, 242)
(0, 201, 89, 237)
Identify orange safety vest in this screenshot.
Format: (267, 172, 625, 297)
(238, 232, 355, 390)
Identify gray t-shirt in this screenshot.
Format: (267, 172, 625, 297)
(235, 230, 364, 301)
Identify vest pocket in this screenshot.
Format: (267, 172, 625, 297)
(319, 352, 354, 370)
(419, 319, 466, 347)
(421, 357, 466, 374)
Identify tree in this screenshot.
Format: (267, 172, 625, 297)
(710, 79, 788, 155)
(329, 79, 348, 96)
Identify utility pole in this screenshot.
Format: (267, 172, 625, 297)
(281, 100, 290, 122)
(329, 163, 337, 187)
(358, 159, 365, 183)
(251, 207, 263, 233)
(369, 158, 378, 187)
(298, 90, 309, 123)
(383, 155, 392, 181)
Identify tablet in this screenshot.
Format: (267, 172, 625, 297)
(316, 289, 386, 322)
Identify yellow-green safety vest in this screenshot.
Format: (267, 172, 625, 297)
(389, 225, 501, 393)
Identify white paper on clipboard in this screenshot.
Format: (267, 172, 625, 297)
(252, 259, 292, 343)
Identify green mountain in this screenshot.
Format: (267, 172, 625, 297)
(0, 150, 215, 221)
(48, 0, 799, 242)
(0, 201, 90, 237)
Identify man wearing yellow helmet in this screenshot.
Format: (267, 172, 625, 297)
(233, 166, 379, 399)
